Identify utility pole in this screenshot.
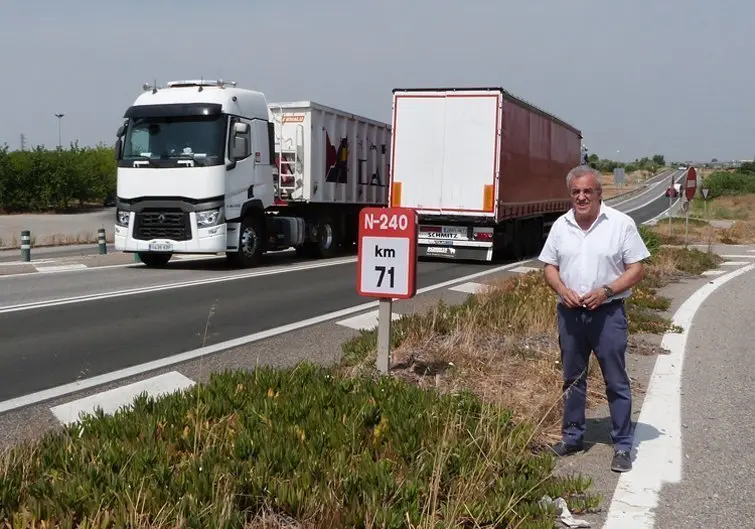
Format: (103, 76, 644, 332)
(54, 113, 65, 149)
(20, 133, 26, 151)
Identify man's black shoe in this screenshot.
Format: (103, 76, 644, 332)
(550, 441, 584, 457)
(611, 450, 632, 472)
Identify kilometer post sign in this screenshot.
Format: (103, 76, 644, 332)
(357, 207, 418, 299)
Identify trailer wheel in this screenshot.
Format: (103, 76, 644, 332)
(138, 252, 172, 268)
(228, 216, 264, 268)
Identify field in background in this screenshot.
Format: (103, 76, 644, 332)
(600, 168, 655, 198)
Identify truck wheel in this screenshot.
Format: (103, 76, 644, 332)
(228, 216, 263, 267)
(138, 252, 172, 267)
(314, 216, 339, 258)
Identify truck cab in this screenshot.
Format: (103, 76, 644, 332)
(113, 79, 280, 267)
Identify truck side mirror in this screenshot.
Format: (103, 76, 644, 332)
(114, 138, 122, 161)
(230, 122, 251, 160)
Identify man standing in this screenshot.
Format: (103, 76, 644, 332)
(538, 165, 650, 472)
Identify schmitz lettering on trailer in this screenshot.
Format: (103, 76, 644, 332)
(357, 207, 418, 299)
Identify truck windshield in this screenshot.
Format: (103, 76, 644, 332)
(120, 115, 226, 167)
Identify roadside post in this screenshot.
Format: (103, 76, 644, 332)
(357, 207, 418, 375)
(668, 170, 676, 235)
(98, 228, 107, 255)
(702, 187, 710, 218)
(684, 167, 698, 246)
(20, 230, 31, 262)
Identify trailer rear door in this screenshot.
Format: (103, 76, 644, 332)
(391, 90, 500, 217)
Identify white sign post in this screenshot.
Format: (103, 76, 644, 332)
(357, 207, 418, 374)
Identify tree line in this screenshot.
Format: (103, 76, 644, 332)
(0, 144, 116, 213)
(584, 152, 666, 174)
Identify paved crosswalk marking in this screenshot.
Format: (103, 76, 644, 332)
(35, 264, 88, 273)
(449, 282, 487, 294)
(510, 266, 541, 274)
(50, 371, 195, 426)
(336, 310, 402, 331)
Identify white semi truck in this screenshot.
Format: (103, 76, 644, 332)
(113, 79, 391, 267)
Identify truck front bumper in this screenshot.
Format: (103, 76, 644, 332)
(114, 214, 227, 254)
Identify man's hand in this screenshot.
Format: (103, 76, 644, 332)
(580, 287, 608, 310)
(559, 287, 583, 308)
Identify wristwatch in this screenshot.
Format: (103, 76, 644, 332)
(602, 285, 614, 298)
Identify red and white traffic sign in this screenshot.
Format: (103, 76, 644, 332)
(357, 207, 418, 299)
(684, 167, 697, 201)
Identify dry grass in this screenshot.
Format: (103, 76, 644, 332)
(340, 246, 721, 447)
(649, 194, 755, 245)
(599, 170, 648, 199)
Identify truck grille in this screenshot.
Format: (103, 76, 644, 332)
(133, 209, 191, 241)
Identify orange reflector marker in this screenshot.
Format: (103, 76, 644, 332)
(391, 182, 402, 207)
(483, 184, 495, 211)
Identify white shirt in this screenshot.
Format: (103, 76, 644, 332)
(538, 202, 650, 302)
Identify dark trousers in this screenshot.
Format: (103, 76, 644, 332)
(557, 300, 633, 452)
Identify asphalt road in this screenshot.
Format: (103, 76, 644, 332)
(654, 264, 755, 526)
(0, 258, 492, 400)
(0, 170, 681, 402)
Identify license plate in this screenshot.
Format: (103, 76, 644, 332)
(148, 241, 173, 252)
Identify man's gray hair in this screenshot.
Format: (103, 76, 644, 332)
(566, 165, 603, 191)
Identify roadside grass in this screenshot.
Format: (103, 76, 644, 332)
(648, 214, 755, 246)
(0, 232, 722, 529)
(339, 231, 721, 449)
(0, 363, 594, 529)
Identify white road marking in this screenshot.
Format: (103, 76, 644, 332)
(623, 170, 684, 215)
(0, 257, 534, 414)
(701, 270, 726, 276)
(608, 170, 677, 208)
(336, 310, 402, 331)
(510, 265, 541, 274)
(720, 261, 749, 266)
(602, 262, 755, 529)
(0, 258, 59, 266)
(50, 371, 195, 426)
(718, 254, 755, 259)
(449, 281, 488, 294)
(35, 264, 89, 273)
(0, 256, 358, 313)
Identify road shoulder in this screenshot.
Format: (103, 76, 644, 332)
(554, 248, 755, 528)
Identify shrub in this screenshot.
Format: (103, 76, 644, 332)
(703, 170, 755, 199)
(0, 364, 596, 528)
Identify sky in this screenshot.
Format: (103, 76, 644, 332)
(1, 0, 753, 163)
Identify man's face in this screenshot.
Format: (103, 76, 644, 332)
(570, 174, 602, 218)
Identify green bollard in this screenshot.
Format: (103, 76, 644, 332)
(98, 228, 107, 255)
(20, 230, 31, 262)
(133, 252, 141, 263)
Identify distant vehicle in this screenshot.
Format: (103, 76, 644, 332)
(112, 80, 391, 267)
(665, 183, 681, 197)
(678, 166, 687, 170)
(388, 87, 582, 261)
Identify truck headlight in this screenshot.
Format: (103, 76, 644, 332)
(196, 208, 223, 227)
(116, 209, 130, 227)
